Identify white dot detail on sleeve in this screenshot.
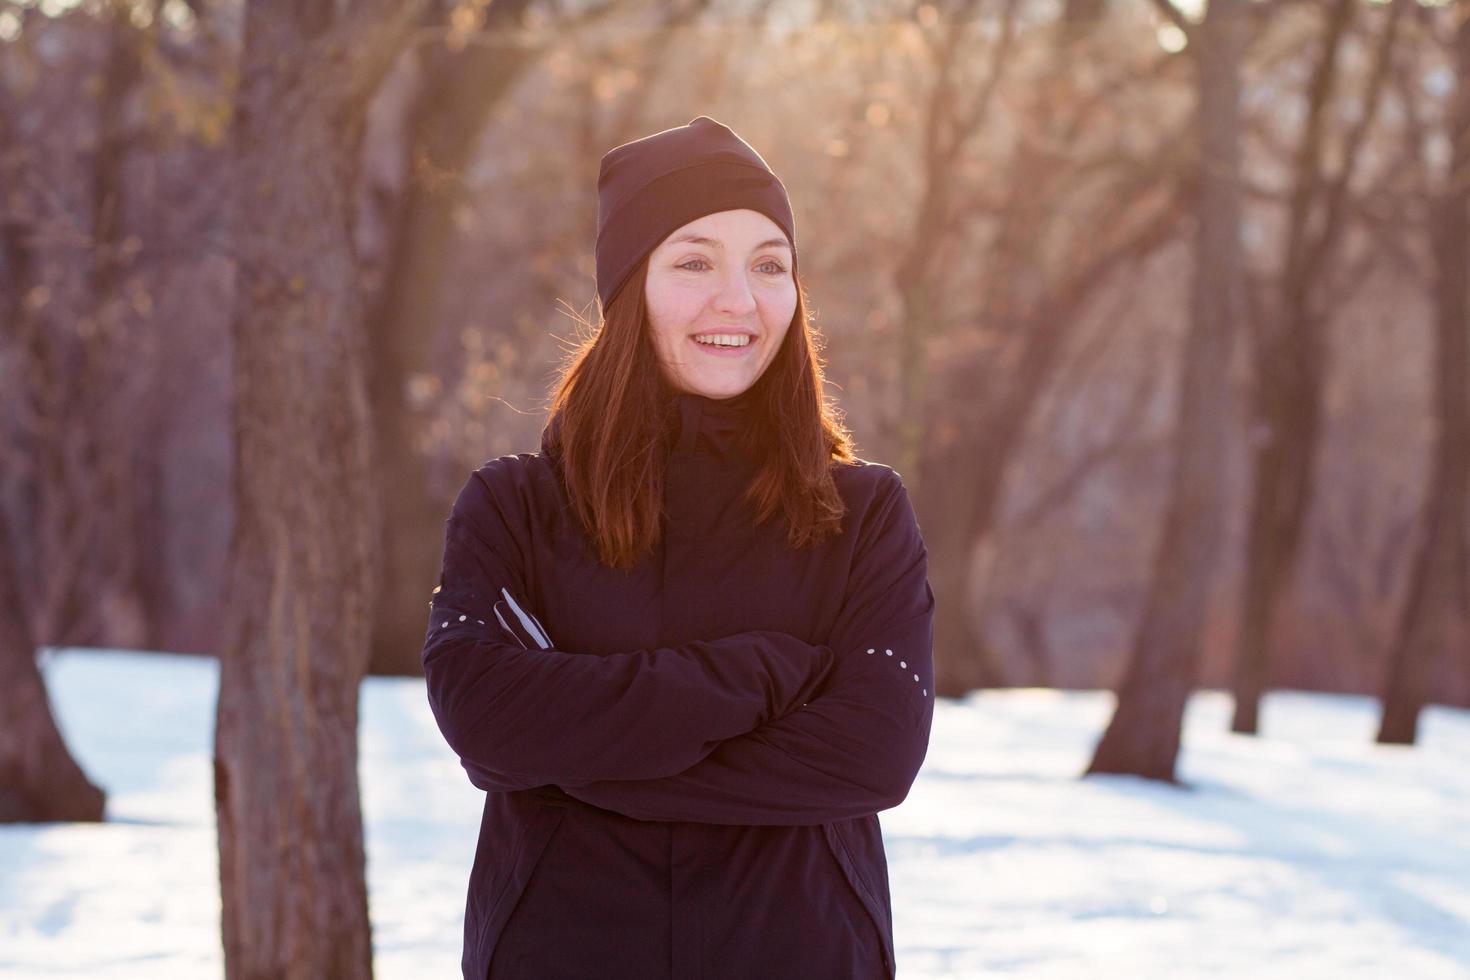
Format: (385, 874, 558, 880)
(459, 614, 467, 621)
(900, 660, 907, 668)
(885, 649, 893, 656)
(867, 648, 875, 654)
(923, 689, 927, 696)
(914, 674, 920, 681)
(441, 621, 448, 628)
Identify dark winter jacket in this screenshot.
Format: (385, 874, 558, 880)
(421, 388, 936, 979)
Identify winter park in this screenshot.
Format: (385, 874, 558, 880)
(5, 1, 1470, 978)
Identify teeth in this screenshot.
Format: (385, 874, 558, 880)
(693, 334, 751, 347)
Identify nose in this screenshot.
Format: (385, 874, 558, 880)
(711, 265, 758, 318)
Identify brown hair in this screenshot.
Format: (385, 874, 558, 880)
(543, 254, 856, 570)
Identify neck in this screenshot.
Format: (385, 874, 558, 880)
(670, 384, 761, 459)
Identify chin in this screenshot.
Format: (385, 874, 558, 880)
(688, 379, 750, 399)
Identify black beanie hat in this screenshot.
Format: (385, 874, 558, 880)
(595, 115, 797, 311)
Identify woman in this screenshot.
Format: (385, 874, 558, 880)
(422, 115, 935, 980)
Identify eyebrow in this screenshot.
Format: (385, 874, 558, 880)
(666, 234, 792, 252)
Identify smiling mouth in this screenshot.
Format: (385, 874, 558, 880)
(690, 335, 757, 351)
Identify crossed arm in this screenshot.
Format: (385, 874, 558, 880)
(421, 461, 935, 824)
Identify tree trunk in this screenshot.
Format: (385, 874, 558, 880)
(367, 0, 538, 677)
(1231, 319, 1323, 735)
(908, 1, 1091, 694)
(1087, 0, 1244, 784)
(1231, 0, 1356, 735)
(0, 65, 107, 826)
(215, 2, 424, 976)
(1377, 3, 1470, 745)
(0, 516, 106, 823)
(91, 5, 157, 652)
(920, 423, 1007, 694)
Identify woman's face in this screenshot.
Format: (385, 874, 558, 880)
(643, 208, 797, 399)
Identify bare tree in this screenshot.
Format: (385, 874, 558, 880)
(0, 6, 140, 824)
(1231, 0, 1403, 735)
(914, 0, 1189, 694)
(213, 1, 427, 976)
(92, 3, 173, 653)
(898, 0, 1018, 692)
(1377, 0, 1470, 745)
(367, 0, 540, 677)
(1087, 0, 1244, 783)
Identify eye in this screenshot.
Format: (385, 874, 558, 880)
(758, 260, 788, 275)
(676, 258, 712, 272)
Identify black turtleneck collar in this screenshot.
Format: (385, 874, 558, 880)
(539, 383, 763, 465)
(670, 384, 761, 461)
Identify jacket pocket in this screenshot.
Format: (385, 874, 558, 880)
(822, 820, 895, 979)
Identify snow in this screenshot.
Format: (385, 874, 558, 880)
(2, 648, 1468, 979)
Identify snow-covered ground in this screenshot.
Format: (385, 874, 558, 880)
(2, 648, 1468, 979)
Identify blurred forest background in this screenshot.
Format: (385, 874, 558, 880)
(5, 0, 1470, 762)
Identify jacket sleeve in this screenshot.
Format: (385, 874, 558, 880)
(421, 461, 836, 787)
(556, 468, 936, 825)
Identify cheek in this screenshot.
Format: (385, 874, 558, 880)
(647, 282, 704, 335)
(758, 288, 797, 339)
